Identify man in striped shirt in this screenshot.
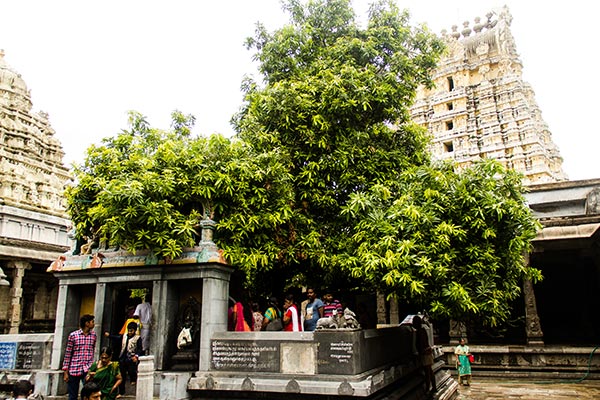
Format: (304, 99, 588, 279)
(322, 293, 343, 318)
(62, 314, 97, 400)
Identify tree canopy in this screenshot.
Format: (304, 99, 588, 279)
(340, 161, 541, 326)
(65, 0, 541, 325)
(234, 0, 445, 284)
(66, 111, 296, 276)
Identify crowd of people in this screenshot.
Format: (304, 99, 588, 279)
(228, 288, 363, 332)
(61, 307, 148, 400)
(48, 289, 473, 398)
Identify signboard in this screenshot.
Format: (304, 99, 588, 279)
(0, 342, 44, 370)
(317, 338, 356, 374)
(211, 340, 280, 372)
(0, 342, 18, 369)
(16, 342, 44, 369)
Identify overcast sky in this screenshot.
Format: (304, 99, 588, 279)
(1, 0, 598, 180)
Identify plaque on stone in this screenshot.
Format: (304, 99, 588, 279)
(16, 342, 44, 369)
(0, 342, 17, 369)
(211, 340, 280, 372)
(316, 334, 358, 375)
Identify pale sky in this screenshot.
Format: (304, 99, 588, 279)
(1, 1, 598, 180)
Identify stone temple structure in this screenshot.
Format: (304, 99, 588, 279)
(410, 6, 567, 184)
(0, 7, 599, 397)
(0, 50, 71, 335)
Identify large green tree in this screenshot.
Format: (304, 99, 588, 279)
(235, 0, 444, 282)
(235, 0, 540, 324)
(66, 0, 541, 325)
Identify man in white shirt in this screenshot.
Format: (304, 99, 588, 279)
(134, 299, 152, 354)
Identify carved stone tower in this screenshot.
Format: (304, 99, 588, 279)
(410, 6, 566, 184)
(0, 50, 72, 334)
(0, 49, 71, 216)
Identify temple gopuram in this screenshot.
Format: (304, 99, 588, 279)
(0, 49, 71, 335)
(410, 6, 567, 185)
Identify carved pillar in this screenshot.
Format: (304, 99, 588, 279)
(523, 278, 544, 346)
(6, 260, 31, 334)
(195, 219, 232, 371)
(376, 291, 387, 325)
(522, 252, 544, 346)
(449, 320, 467, 345)
(389, 297, 400, 324)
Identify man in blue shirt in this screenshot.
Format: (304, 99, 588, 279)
(303, 288, 324, 331)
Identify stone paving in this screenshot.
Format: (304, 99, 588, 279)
(6, 378, 600, 399)
(453, 378, 600, 399)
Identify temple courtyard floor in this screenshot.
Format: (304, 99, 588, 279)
(21, 377, 600, 399)
(452, 378, 600, 399)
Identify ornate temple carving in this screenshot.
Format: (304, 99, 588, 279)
(410, 7, 567, 184)
(585, 188, 600, 215)
(0, 50, 72, 217)
(523, 278, 544, 345)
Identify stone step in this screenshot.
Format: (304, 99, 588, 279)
(45, 397, 154, 400)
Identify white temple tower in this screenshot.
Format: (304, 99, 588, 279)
(0, 49, 71, 215)
(410, 6, 566, 184)
(0, 50, 72, 334)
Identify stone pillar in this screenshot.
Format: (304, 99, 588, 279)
(136, 355, 155, 399)
(199, 269, 230, 371)
(389, 298, 400, 325)
(196, 218, 233, 371)
(152, 279, 177, 370)
(93, 283, 107, 359)
(6, 260, 30, 334)
(376, 291, 387, 325)
(524, 278, 544, 346)
(51, 283, 82, 369)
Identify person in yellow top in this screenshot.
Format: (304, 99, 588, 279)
(119, 314, 141, 336)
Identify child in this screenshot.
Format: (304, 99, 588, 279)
(11, 380, 33, 399)
(105, 321, 143, 396)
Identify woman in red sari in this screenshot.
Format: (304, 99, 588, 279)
(283, 294, 303, 332)
(228, 297, 251, 331)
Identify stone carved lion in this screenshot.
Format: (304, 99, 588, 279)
(316, 315, 341, 330)
(342, 308, 361, 329)
(316, 308, 361, 330)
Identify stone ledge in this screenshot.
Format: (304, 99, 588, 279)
(189, 362, 420, 397)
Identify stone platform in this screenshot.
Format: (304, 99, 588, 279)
(454, 378, 600, 399)
(188, 327, 459, 400)
(442, 345, 600, 380)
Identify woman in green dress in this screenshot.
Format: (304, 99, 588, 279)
(87, 347, 123, 399)
(454, 338, 472, 386)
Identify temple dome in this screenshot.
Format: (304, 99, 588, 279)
(0, 49, 72, 217)
(0, 49, 32, 112)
